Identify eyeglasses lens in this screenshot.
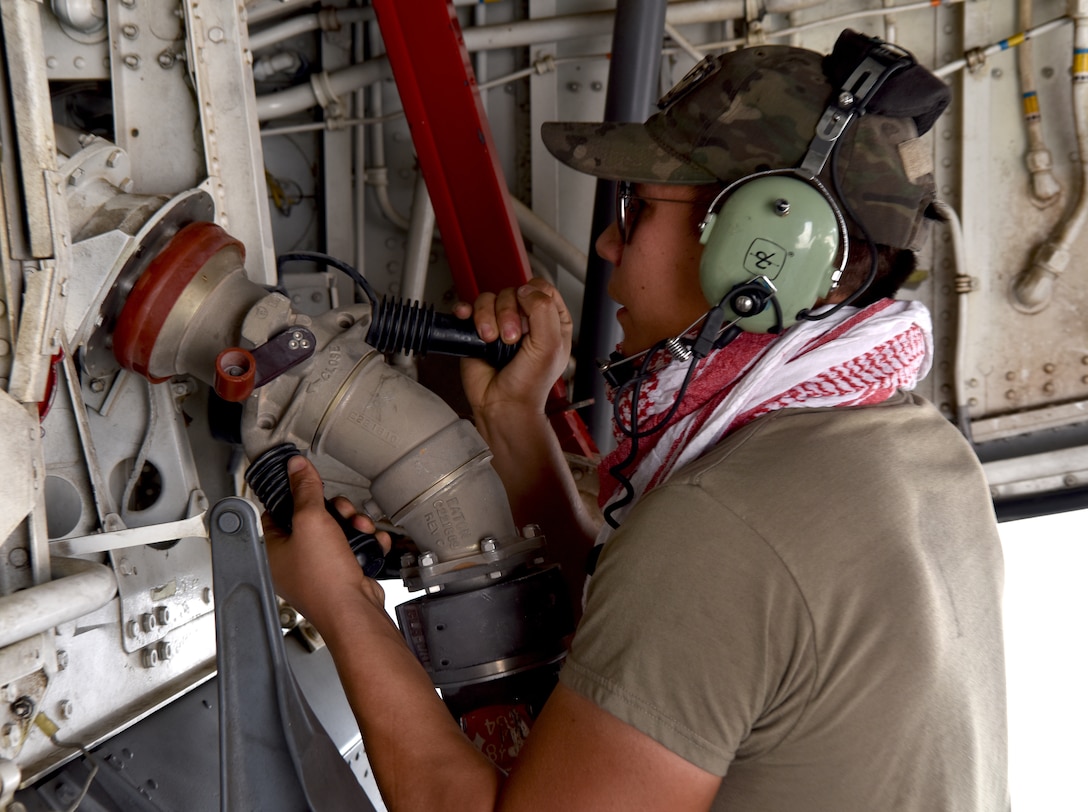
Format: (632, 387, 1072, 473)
(615, 181, 640, 244)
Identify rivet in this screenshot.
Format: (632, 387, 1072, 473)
(216, 511, 242, 534)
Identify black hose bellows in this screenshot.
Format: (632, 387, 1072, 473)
(245, 443, 386, 578)
(367, 297, 519, 368)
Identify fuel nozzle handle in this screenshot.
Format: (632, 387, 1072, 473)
(367, 297, 520, 368)
(245, 444, 386, 579)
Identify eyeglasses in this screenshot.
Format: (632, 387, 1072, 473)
(614, 181, 699, 244)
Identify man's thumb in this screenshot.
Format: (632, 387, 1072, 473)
(287, 455, 324, 510)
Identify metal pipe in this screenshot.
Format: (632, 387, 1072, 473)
(511, 197, 587, 284)
(1016, 0, 1062, 208)
(575, 0, 669, 450)
(365, 21, 411, 231)
(391, 175, 438, 377)
(1011, 8, 1088, 312)
(0, 558, 118, 649)
(257, 58, 390, 121)
(248, 7, 370, 53)
(247, 0, 503, 26)
(932, 200, 973, 436)
(255, 0, 828, 122)
(401, 174, 437, 304)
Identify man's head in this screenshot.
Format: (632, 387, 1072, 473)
(543, 31, 950, 332)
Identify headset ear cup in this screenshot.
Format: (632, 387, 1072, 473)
(698, 174, 843, 333)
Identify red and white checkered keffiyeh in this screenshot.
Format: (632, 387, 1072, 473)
(596, 299, 933, 528)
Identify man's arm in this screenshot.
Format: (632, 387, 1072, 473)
(264, 457, 721, 812)
(457, 279, 601, 604)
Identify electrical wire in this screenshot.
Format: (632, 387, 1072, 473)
(276, 251, 378, 307)
(603, 343, 702, 529)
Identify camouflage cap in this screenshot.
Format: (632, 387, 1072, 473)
(541, 32, 951, 251)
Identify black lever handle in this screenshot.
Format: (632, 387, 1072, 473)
(367, 297, 520, 368)
(245, 444, 386, 579)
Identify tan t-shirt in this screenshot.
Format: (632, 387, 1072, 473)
(561, 392, 1008, 811)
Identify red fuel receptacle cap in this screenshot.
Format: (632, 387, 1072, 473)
(213, 348, 257, 403)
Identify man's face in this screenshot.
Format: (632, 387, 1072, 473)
(596, 183, 710, 357)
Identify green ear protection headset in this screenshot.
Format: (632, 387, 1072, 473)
(698, 171, 846, 334)
(695, 37, 916, 336)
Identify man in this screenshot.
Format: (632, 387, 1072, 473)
(266, 30, 1008, 811)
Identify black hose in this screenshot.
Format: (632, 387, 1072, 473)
(245, 443, 386, 579)
(367, 297, 520, 368)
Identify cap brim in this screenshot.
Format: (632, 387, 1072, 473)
(541, 121, 717, 185)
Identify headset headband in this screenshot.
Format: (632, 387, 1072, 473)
(801, 39, 916, 177)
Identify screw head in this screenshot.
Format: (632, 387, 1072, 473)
(733, 295, 756, 314)
(773, 198, 790, 216)
(10, 696, 34, 719)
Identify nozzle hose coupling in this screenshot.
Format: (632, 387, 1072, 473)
(367, 297, 520, 368)
(245, 443, 386, 578)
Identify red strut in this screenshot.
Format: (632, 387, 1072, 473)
(371, 1, 596, 457)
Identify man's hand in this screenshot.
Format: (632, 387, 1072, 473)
(262, 455, 391, 628)
(454, 278, 573, 423)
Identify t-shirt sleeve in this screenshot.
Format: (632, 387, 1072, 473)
(558, 480, 817, 776)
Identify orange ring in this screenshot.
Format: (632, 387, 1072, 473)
(113, 221, 245, 382)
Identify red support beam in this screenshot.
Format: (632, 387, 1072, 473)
(370, 0, 529, 302)
(371, 1, 596, 457)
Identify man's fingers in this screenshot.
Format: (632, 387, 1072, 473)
(287, 455, 327, 513)
(494, 287, 524, 344)
(472, 292, 499, 342)
(330, 495, 356, 519)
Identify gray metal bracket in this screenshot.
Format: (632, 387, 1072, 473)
(209, 497, 376, 812)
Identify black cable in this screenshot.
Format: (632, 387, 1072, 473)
(603, 344, 702, 529)
(276, 251, 378, 308)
